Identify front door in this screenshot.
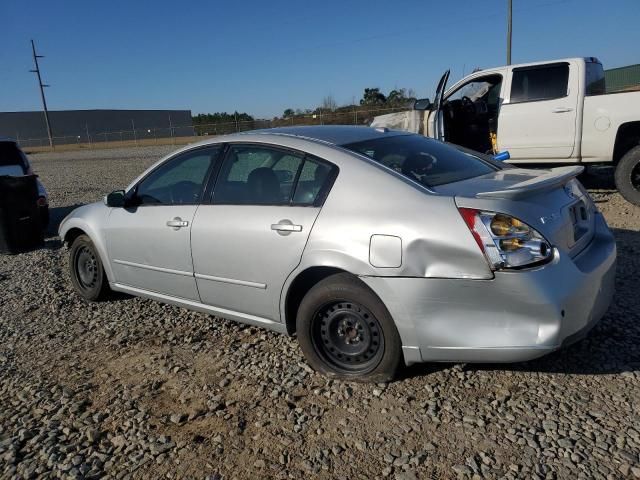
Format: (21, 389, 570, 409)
(106, 146, 221, 300)
(191, 144, 336, 321)
(427, 69, 450, 140)
(497, 62, 578, 160)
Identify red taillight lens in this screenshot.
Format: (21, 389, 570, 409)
(458, 207, 484, 252)
(36, 196, 47, 207)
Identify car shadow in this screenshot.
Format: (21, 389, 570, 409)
(44, 204, 85, 241)
(400, 226, 640, 380)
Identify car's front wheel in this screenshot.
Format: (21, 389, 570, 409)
(69, 234, 110, 301)
(296, 273, 402, 382)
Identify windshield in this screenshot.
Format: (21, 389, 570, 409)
(342, 134, 496, 187)
(0, 142, 26, 170)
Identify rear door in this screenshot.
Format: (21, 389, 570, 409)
(190, 144, 336, 321)
(106, 146, 221, 300)
(497, 62, 578, 160)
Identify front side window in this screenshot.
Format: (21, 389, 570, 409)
(343, 134, 495, 187)
(510, 63, 569, 103)
(448, 75, 503, 105)
(135, 147, 220, 205)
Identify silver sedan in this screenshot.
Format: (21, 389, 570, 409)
(59, 126, 616, 382)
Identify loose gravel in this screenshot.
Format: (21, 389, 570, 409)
(1, 146, 639, 479)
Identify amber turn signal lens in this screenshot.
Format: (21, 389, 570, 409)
(490, 215, 529, 236)
(499, 238, 524, 251)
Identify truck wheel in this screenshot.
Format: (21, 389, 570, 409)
(615, 145, 640, 206)
(296, 273, 403, 382)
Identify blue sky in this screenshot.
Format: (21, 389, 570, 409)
(1, 0, 638, 118)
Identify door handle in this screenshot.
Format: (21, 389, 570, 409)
(271, 223, 302, 232)
(552, 107, 573, 113)
(271, 220, 303, 236)
(166, 217, 189, 229)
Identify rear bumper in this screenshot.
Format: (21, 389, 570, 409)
(361, 212, 616, 365)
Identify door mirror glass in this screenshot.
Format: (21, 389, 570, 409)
(105, 190, 126, 208)
(412, 98, 432, 111)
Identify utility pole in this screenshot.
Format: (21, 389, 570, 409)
(30, 40, 54, 149)
(506, 0, 513, 65)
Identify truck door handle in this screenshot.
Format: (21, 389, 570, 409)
(271, 221, 302, 235)
(166, 217, 189, 229)
(552, 107, 573, 113)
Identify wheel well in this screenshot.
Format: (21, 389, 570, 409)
(63, 227, 86, 247)
(284, 266, 348, 335)
(613, 122, 640, 164)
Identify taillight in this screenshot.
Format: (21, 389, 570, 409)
(458, 208, 552, 270)
(36, 196, 48, 207)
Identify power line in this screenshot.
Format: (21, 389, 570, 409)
(29, 39, 54, 149)
(507, 0, 513, 65)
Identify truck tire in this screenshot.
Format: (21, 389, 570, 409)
(615, 145, 640, 206)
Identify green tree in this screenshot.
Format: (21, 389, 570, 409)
(359, 88, 387, 106)
(283, 108, 295, 118)
(386, 88, 417, 107)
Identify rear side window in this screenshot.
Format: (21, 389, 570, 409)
(586, 62, 606, 95)
(213, 145, 336, 206)
(510, 63, 569, 103)
(343, 135, 495, 187)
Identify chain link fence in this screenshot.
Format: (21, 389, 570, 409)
(17, 106, 410, 150)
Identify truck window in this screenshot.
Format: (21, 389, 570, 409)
(510, 63, 569, 103)
(585, 62, 606, 95)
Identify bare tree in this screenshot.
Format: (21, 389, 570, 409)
(321, 95, 337, 112)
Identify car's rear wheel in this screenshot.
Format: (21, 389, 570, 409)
(615, 145, 640, 206)
(296, 273, 402, 382)
(69, 234, 110, 301)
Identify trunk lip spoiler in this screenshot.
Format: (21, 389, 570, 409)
(475, 166, 584, 199)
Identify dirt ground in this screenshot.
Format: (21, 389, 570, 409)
(1, 146, 639, 479)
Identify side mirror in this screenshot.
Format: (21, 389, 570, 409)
(412, 98, 432, 111)
(105, 190, 126, 208)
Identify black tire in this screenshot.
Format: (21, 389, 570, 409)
(296, 273, 402, 382)
(69, 234, 110, 301)
(614, 145, 640, 206)
(39, 205, 50, 230)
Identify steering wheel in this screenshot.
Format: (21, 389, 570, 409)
(461, 96, 476, 116)
(169, 181, 199, 204)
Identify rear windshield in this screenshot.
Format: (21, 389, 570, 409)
(343, 135, 495, 187)
(0, 142, 26, 170)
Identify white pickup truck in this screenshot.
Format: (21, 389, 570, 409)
(371, 57, 640, 205)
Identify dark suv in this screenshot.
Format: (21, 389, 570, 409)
(0, 138, 49, 227)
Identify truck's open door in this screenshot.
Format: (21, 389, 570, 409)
(428, 70, 450, 141)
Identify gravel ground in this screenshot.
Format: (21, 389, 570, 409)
(1, 145, 639, 479)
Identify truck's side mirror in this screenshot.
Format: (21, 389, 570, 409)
(412, 98, 432, 111)
(105, 190, 126, 208)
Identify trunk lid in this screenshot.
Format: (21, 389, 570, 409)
(435, 166, 596, 257)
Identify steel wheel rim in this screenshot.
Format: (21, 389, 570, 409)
(75, 246, 98, 290)
(311, 301, 384, 374)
